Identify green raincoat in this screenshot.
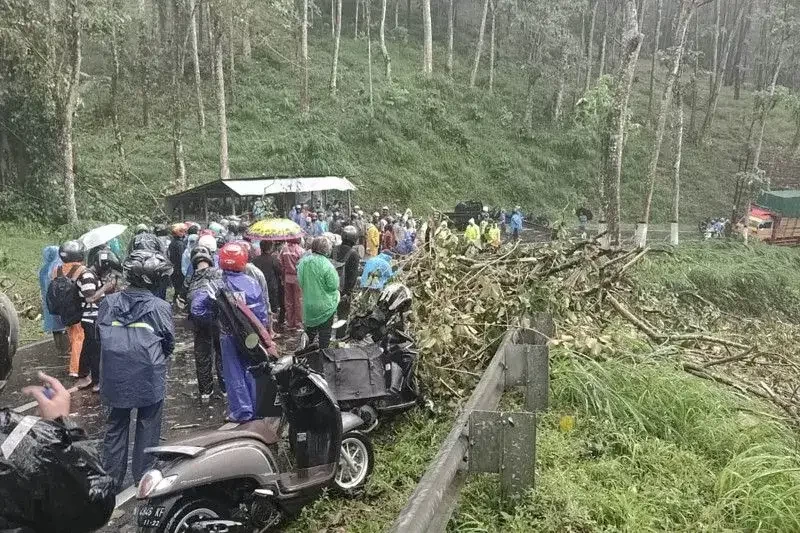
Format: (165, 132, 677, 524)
(297, 253, 341, 327)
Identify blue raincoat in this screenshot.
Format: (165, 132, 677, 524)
(192, 271, 268, 422)
(396, 231, 416, 255)
(360, 253, 394, 289)
(510, 212, 524, 233)
(97, 288, 175, 408)
(38, 246, 64, 333)
(181, 235, 200, 276)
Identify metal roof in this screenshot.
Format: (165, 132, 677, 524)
(165, 176, 356, 202)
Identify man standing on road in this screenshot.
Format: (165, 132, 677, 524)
(298, 237, 340, 349)
(54, 241, 86, 379)
(97, 250, 174, 491)
(336, 226, 361, 327)
(279, 237, 305, 331)
(167, 223, 187, 300)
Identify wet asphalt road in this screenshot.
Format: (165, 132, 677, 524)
(6, 313, 301, 532)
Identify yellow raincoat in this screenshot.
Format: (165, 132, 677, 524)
(464, 223, 480, 244)
(366, 224, 380, 257)
(488, 225, 502, 248)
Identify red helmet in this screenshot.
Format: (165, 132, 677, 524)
(219, 243, 248, 272)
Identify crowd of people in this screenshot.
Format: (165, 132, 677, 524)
(34, 203, 520, 494)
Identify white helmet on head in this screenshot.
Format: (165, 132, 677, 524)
(198, 234, 218, 252)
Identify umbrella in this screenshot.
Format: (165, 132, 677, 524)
(79, 224, 127, 250)
(246, 218, 304, 242)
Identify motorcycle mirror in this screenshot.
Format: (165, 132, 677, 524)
(332, 319, 347, 330)
(245, 333, 259, 350)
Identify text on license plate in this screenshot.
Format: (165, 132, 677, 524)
(136, 505, 166, 527)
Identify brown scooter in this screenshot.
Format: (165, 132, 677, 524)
(134, 290, 373, 533)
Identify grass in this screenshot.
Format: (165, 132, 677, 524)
(451, 354, 800, 532)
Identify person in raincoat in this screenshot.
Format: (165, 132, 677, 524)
(396, 222, 417, 255)
(193, 243, 269, 422)
(464, 218, 480, 245)
(167, 223, 187, 300)
(297, 237, 340, 349)
(366, 214, 380, 257)
(381, 220, 397, 252)
(55, 241, 87, 378)
(97, 250, 174, 491)
(279, 237, 305, 330)
(510, 207, 524, 242)
(360, 251, 394, 290)
(487, 221, 502, 249)
(39, 246, 69, 360)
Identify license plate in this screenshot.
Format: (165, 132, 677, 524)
(136, 504, 166, 528)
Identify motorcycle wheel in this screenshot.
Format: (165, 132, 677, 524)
(334, 431, 374, 496)
(158, 497, 228, 533)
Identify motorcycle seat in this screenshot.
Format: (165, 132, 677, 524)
(177, 418, 281, 448)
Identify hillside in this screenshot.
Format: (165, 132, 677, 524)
(67, 30, 798, 225)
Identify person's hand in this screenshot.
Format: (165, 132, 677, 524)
(22, 372, 71, 421)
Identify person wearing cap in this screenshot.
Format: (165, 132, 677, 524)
(464, 218, 480, 246)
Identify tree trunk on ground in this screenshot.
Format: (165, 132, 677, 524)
(60, 0, 83, 224)
(355, 0, 360, 38)
(698, 0, 747, 144)
(301, 0, 310, 113)
(330, 0, 343, 94)
(469, 0, 490, 87)
(110, 23, 125, 161)
(446, 0, 454, 76)
(553, 47, 569, 124)
(366, 0, 374, 113)
(189, 0, 206, 135)
(647, 0, 662, 120)
(710, 0, 720, 93)
(637, 0, 693, 248)
(670, 84, 683, 246)
(211, 5, 230, 180)
(585, 0, 598, 94)
(422, 0, 433, 76)
(488, 0, 496, 92)
(380, 0, 392, 80)
(604, 0, 643, 246)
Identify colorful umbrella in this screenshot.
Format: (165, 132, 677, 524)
(246, 218, 304, 242)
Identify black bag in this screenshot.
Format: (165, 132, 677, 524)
(45, 265, 84, 326)
(0, 409, 115, 533)
(308, 344, 389, 402)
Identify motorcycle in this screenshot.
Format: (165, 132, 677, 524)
(300, 284, 421, 431)
(134, 289, 374, 533)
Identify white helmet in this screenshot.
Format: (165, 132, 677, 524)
(378, 283, 413, 314)
(197, 235, 218, 252)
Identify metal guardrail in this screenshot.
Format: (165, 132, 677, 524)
(388, 314, 554, 533)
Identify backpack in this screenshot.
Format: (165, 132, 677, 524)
(46, 265, 85, 326)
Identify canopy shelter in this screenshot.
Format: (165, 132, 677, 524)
(165, 176, 357, 222)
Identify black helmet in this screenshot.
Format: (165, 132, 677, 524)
(378, 283, 412, 315)
(190, 246, 214, 269)
(134, 224, 149, 235)
(0, 293, 18, 391)
(58, 240, 85, 263)
(123, 250, 173, 291)
(341, 225, 359, 245)
(93, 247, 121, 274)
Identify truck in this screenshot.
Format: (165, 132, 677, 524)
(748, 190, 800, 245)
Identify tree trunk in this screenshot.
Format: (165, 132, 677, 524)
(330, 0, 343, 94)
(366, 0, 374, 113)
(422, 0, 433, 76)
(395, 0, 399, 29)
(637, 0, 693, 248)
(379, 0, 392, 80)
(469, 0, 490, 87)
(585, 0, 598, 94)
(647, 0, 662, 120)
(710, 0, 720, 93)
(139, 0, 152, 127)
(792, 114, 800, 157)
(670, 84, 684, 246)
(331, 0, 335, 37)
(243, 17, 252, 60)
(406, 0, 411, 29)
(171, 0, 187, 189)
(205, 0, 214, 74)
(599, 0, 608, 78)
(523, 36, 541, 133)
(301, 0, 310, 113)
(698, 0, 747, 144)
(553, 47, 569, 124)
(732, 0, 753, 100)
(488, 0, 496, 92)
(604, 0, 643, 246)
(211, 5, 230, 180)
(752, 58, 783, 181)
(189, 0, 206, 135)
(61, 0, 82, 224)
(355, 0, 359, 38)
(228, 12, 236, 106)
(446, 0, 454, 76)
(110, 24, 125, 161)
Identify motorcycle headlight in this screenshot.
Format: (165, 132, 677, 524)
(137, 470, 177, 499)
